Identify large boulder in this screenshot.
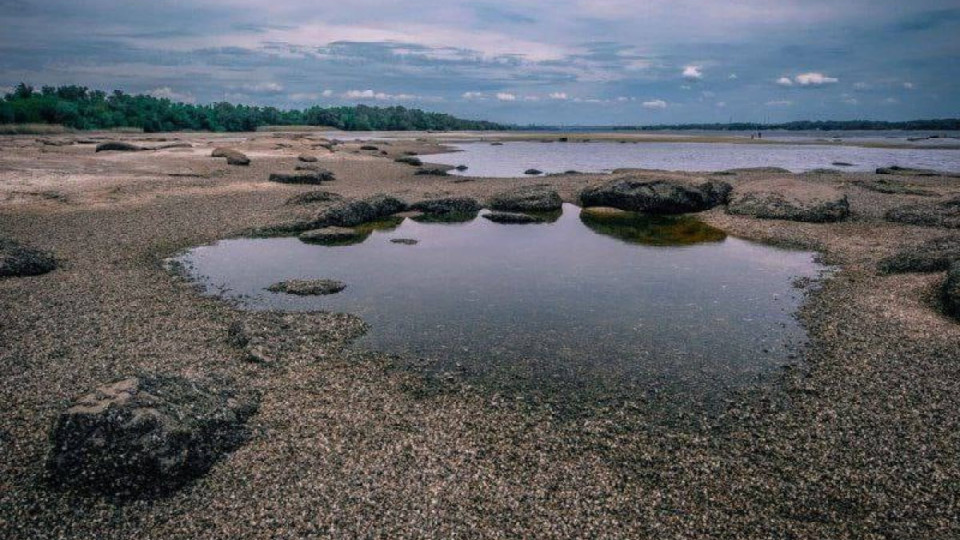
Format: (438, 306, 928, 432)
(945, 262, 960, 320)
(211, 147, 250, 166)
(488, 186, 562, 212)
(409, 197, 481, 215)
(885, 196, 960, 229)
(726, 179, 850, 222)
(878, 236, 960, 274)
(0, 238, 57, 278)
(95, 142, 142, 152)
(313, 194, 407, 228)
(46, 375, 257, 495)
(579, 177, 731, 214)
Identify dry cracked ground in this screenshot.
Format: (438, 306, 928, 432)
(1, 131, 959, 538)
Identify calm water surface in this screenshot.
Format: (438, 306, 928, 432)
(177, 205, 824, 414)
(424, 141, 960, 177)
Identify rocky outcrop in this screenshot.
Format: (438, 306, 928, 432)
(945, 262, 960, 320)
(488, 186, 562, 212)
(284, 190, 343, 205)
(95, 142, 142, 152)
(269, 170, 333, 184)
(267, 279, 346, 295)
(211, 148, 250, 166)
(726, 179, 850, 223)
(46, 375, 257, 495)
(0, 238, 57, 278)
(885, 196, 960, 229)
(299, 227, 367, 245)
(363, 194, 408, 216)
(579, 177, 731, 214)
(878, 236, 960, 274)
(410, 197, 481, 215)
(483, 211, 545, 224)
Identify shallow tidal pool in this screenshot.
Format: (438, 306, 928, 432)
(177, 204, 825, 415)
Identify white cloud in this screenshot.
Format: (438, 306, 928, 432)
(146, 87, 196, 104)
(794, 72, 838, 86)
(843, 97, 859, 105)
(241, 82, 284, 94)
(765, 99, 793, 106)
(728, 74, 738, 80)
(716, 101, 727, 108)
(462, 91, 485, 99)
(642, 99, 667, 109)
(496, 92, 517, 101)
(343, 89, 418, 101)
(853, 82, 870, 90)
(288, 90, 334, 102)
(884, 97, 899, 104)
(682, 65, 703, 80)
(776, 77, 794, 87)
(903, 82, 915, 90)
(322, 89, 334, 97)
(548, 92, 569, 100)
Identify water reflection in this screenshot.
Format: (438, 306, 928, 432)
(579, 207, 727, 246)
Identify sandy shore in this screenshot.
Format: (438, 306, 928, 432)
(1, 131, 959, 538)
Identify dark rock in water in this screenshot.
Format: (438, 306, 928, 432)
(832, 161, 854, 167)
(415, 168, 449, 176)
(95, 142, 142, 152)
(524, 169, 543, 175)
(390, 238, 419, 245)
(269, 170, 333, 184)
(579, 207, 726, 246)
(488, 186, 562, 212)
(360, 145, 379, 151)
(886, 196, 960, 229)
(284, 190, 343, 205)
(364, 194, 408, 216)
(483, 211, 545, 224)
(876, 166, 941, 177)
(410, 197, 481, 215)
(297, 154, 318, 162)
(878, 236, 960, 274)
(945, 262, 960, 319)
(46, 375, 257, 496)
(267, 279, 346, 295)
(727, 179, 849, 223)
(579, 177, 732, 214)
(211, 148, 250, 166)
(299, 226, 368, 245)
(855, 179, 937, 197)
(395, 156, 422, 166)
(0, 238, 57, 278)
(490, 142, 504, 146)
(455, 165, 469, 171)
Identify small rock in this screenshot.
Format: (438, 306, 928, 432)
(832, 161, 854, 167)
(415, 168, 449, 176)
(298, 154, 318, 162)
(299, 227, 367, 245)
(46, 375, 257, 495)
(455, 165, 469, 171)
(269, 171, 333, 184)
(390, 238, 419, 245)
(395, 156, 423, 166)
(410, 197, 481, 215)
(267, 279, 346, 295)
(211, 148, 250, 166)
(524, 169, 543, 175)
(488, 186, 562, 212)
(360, 145, 379, 151)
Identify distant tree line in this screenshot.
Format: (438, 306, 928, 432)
(613, 119, 960, 131)
(0, 83, 507, 132)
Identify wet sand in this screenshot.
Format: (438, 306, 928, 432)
(1, 131, 959, 538)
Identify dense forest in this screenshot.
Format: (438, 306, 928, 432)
(0, 83, 507, 132)
(611, 119, 960, 131)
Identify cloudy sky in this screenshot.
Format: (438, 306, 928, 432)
(1, 0, 958, 125)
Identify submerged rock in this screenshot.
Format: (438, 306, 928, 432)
(390, 238, 419, 245)
(524, 169, 543, 175)
(299, 226, 368, 245)
(0, 238, 57, 277)
(410, 197, 482, 215)
(269, 170, 333, 184)
(886, 196, 960, 229)
(211, 147, 250, 166)
(46, 375, 257, 495)
(455, 165, 469, 171)
(95, 142, 142, 152)
(488, 186, 563, 212)
(483, 211, 546, 224)
(727, 179, 850, 223)
(579, 177, 731, 214)
(945, 262, 960, 319)
(267, 279, 346, 295)
(878, 236, 960, 274)
(284, 190, 343, 205)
